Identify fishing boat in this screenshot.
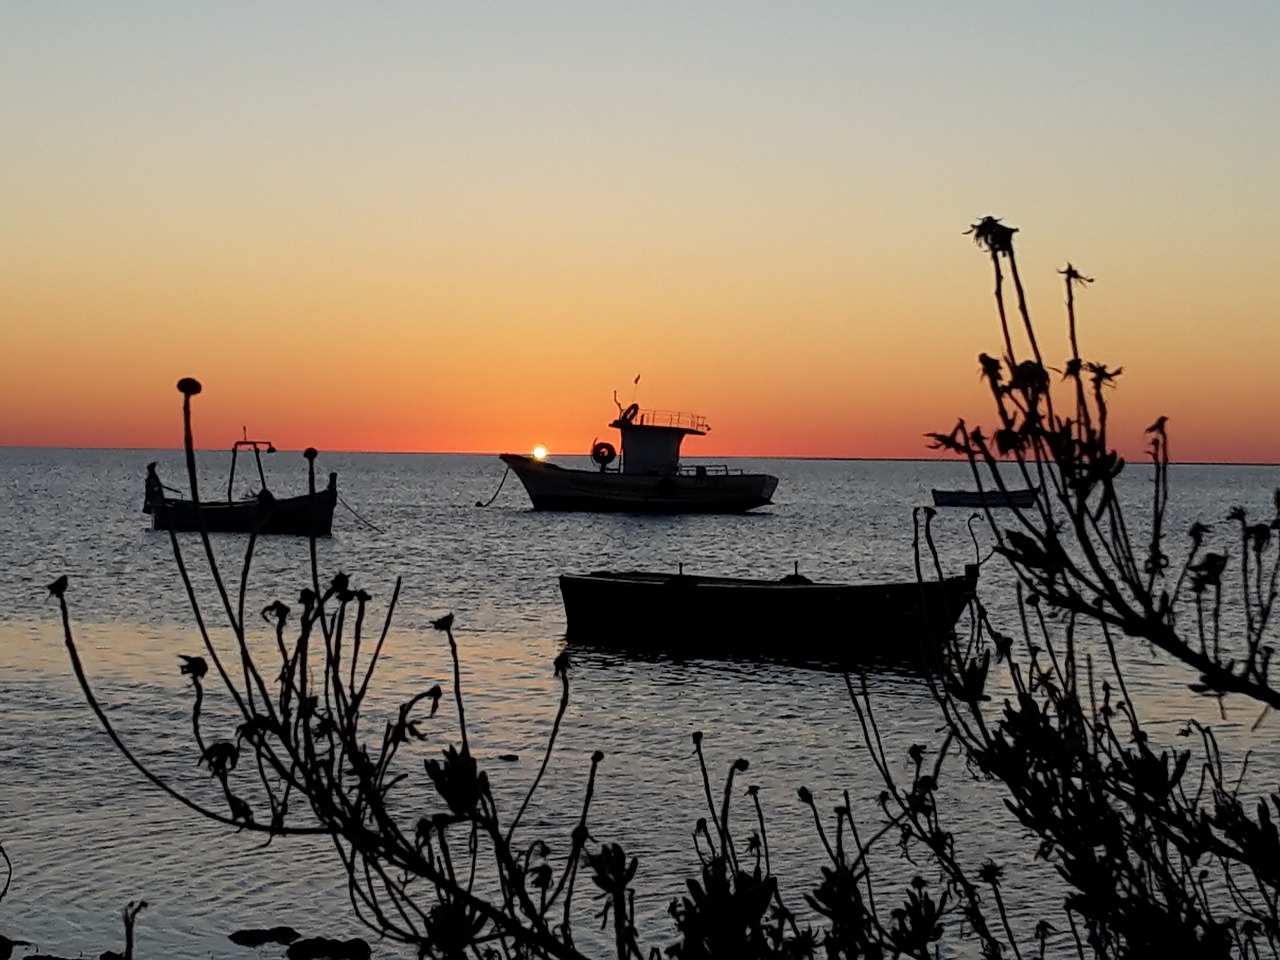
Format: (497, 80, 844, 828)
(144, 436, 338, 536)
(931, 487, 1039, 508)
(499, 402, 778, 513)
(559, 564, 977, 667)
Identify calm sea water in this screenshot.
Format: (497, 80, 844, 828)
(1, 448, 1277, 958)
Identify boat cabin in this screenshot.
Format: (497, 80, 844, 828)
(609, 406, 708, 476)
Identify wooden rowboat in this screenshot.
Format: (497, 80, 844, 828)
(145, 483, 338, 535)
(144, 437, 337, 536)
(559, 564, 977, 668)
(931, 487, 1038, 508)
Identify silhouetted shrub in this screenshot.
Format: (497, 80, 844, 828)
(50, 220, 1280, 958)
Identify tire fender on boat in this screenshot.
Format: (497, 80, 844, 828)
(591, 441, 617, 466)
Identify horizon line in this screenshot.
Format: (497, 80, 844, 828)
(2, 444, 1278, 469)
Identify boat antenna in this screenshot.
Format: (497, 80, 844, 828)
(613, 374, 642, 414)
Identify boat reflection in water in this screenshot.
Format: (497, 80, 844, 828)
(559, 563, 977, 670)
(500, 401, 778, 514)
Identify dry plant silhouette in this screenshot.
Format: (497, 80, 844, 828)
(45, 219, 1280, 959)
(0, 893, 147, 960)
(0, 846, 34, 960)
(870, 216, 1280, 957)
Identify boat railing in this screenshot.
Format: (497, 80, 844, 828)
(634, 409, 709, 432)
(674, 463, 743, 477)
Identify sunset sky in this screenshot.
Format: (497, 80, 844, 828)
(3, 4, 1277, 461)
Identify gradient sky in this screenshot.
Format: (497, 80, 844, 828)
(3, 3, 1277, 461)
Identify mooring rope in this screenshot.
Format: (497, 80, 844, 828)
(338, 494, 382, 532)
(476, 464, 511, 507)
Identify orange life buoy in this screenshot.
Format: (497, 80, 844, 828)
(620, 403, 640, 423)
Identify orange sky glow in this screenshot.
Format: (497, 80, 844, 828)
(4, 6, 1278, 463)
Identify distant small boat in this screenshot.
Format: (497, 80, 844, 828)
(144, 435, 338, 536)
(931, 487, 1038, 508)
(500, 401, 778, 514)
(559, 564, 977, 668)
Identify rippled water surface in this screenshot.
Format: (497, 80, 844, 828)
(1, 449, 1277, 957)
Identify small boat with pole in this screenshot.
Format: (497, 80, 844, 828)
(559, 563, 977, 668)
(145, 426, 338, 536)
(497, 396, 779, 514)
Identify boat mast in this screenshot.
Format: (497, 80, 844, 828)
(228, 427, 277, 500)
